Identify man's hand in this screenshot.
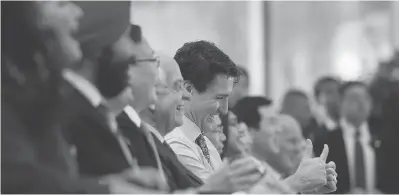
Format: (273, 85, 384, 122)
(248, 171, 294, 194)
(200, 156, 263, 193)
(285, 139, 327, 192)
(313, 161, 338, 194)
(99, 169, 168, 194)
(101, 167, 169, 191)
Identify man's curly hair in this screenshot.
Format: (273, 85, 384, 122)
(174, 40, 239, 93)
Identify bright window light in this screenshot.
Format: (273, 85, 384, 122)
(334, 52, 362, 81)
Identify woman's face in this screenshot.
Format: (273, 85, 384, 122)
(204, 115, 226, 153)
(226, 112, 249, 154)
(35, 1, 83, 65)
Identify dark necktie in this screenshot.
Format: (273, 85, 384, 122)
(195, 132, 211, 165)
(354, 128, 366, 189)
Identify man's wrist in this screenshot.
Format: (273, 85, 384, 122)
(284, 175, 302, 193)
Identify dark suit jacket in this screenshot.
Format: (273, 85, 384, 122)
(62, 82, 132, 177)
(315, 126, 382, 194)
(117, 112, 203, 190)
(377, 84, 399, 193)
(1, 98, 109, 193)
(117, 112, 157, 168)
(153, 133, 204, 189)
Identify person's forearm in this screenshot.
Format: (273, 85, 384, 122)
(283, 175, 302, 193)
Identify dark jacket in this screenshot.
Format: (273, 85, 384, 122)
(1, 98, 109, 194)
(62, 82, 133, 177)
(117, 112, 204, 190)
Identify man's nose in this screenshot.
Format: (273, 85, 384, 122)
(218, 99, 228, 115)
(220, 132, 226, 142)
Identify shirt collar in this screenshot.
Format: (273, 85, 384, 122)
(340, 118, 370, 138)
(63, 69, 103, 107)
(124, 106, 141, 127)
(145, 123, 165, 143)
(324, 116, 338, 130)
(181, 115, 202, 141)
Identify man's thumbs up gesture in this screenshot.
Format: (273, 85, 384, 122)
(284, 140, 337, 193)
(313, 144, 338, 194)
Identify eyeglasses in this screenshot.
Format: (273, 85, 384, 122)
(134, 56, 160, 68)
(155, 80, 193, 95)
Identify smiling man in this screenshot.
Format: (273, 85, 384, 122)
(164, 40, 239, 180)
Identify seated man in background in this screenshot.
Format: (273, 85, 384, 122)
(233, 96, 338, 194)
(280, 89, 319, 140)
(263, 114, 307, 177)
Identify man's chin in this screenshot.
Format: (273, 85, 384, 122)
(174, 117, 183, 128)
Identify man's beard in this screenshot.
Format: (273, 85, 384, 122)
(96, 47, 130, 99)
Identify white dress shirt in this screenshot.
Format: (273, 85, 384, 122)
(63, 69, 103, 107)
(324, 116, 338, 131)
(165, 116, 223, 180)
(340, 118, 376, 192)
(124, 106, 141, 127)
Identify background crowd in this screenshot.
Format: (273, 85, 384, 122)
(1, 1, 398, 194)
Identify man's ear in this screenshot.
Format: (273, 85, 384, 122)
(248, 127, 257, 137)
(183, 80, 196, 94)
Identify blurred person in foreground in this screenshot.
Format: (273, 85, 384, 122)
(232, 97, 338, 194)
(62, 2, 165, 193)
(164, 41, 264, 192)
(321, 81, 381, 194)
(280, 89, 319, 140)
(228, 66, 250, 109)
(1, 1, 120, 193)
(138, 54, 273, 193)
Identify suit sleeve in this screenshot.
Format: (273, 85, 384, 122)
(1, 112, 110, 194)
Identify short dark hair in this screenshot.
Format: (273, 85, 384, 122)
(237, 66, 249, 79)
(283, 89, 308, 101)
(339, 81, 368, 97)
(232, 96, 272, 129)
(314, 76, 341, 98)
(130, 24, 142, 43)
(174, 40, 239, 93)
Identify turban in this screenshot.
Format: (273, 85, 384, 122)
(73, 1, 131, 60)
